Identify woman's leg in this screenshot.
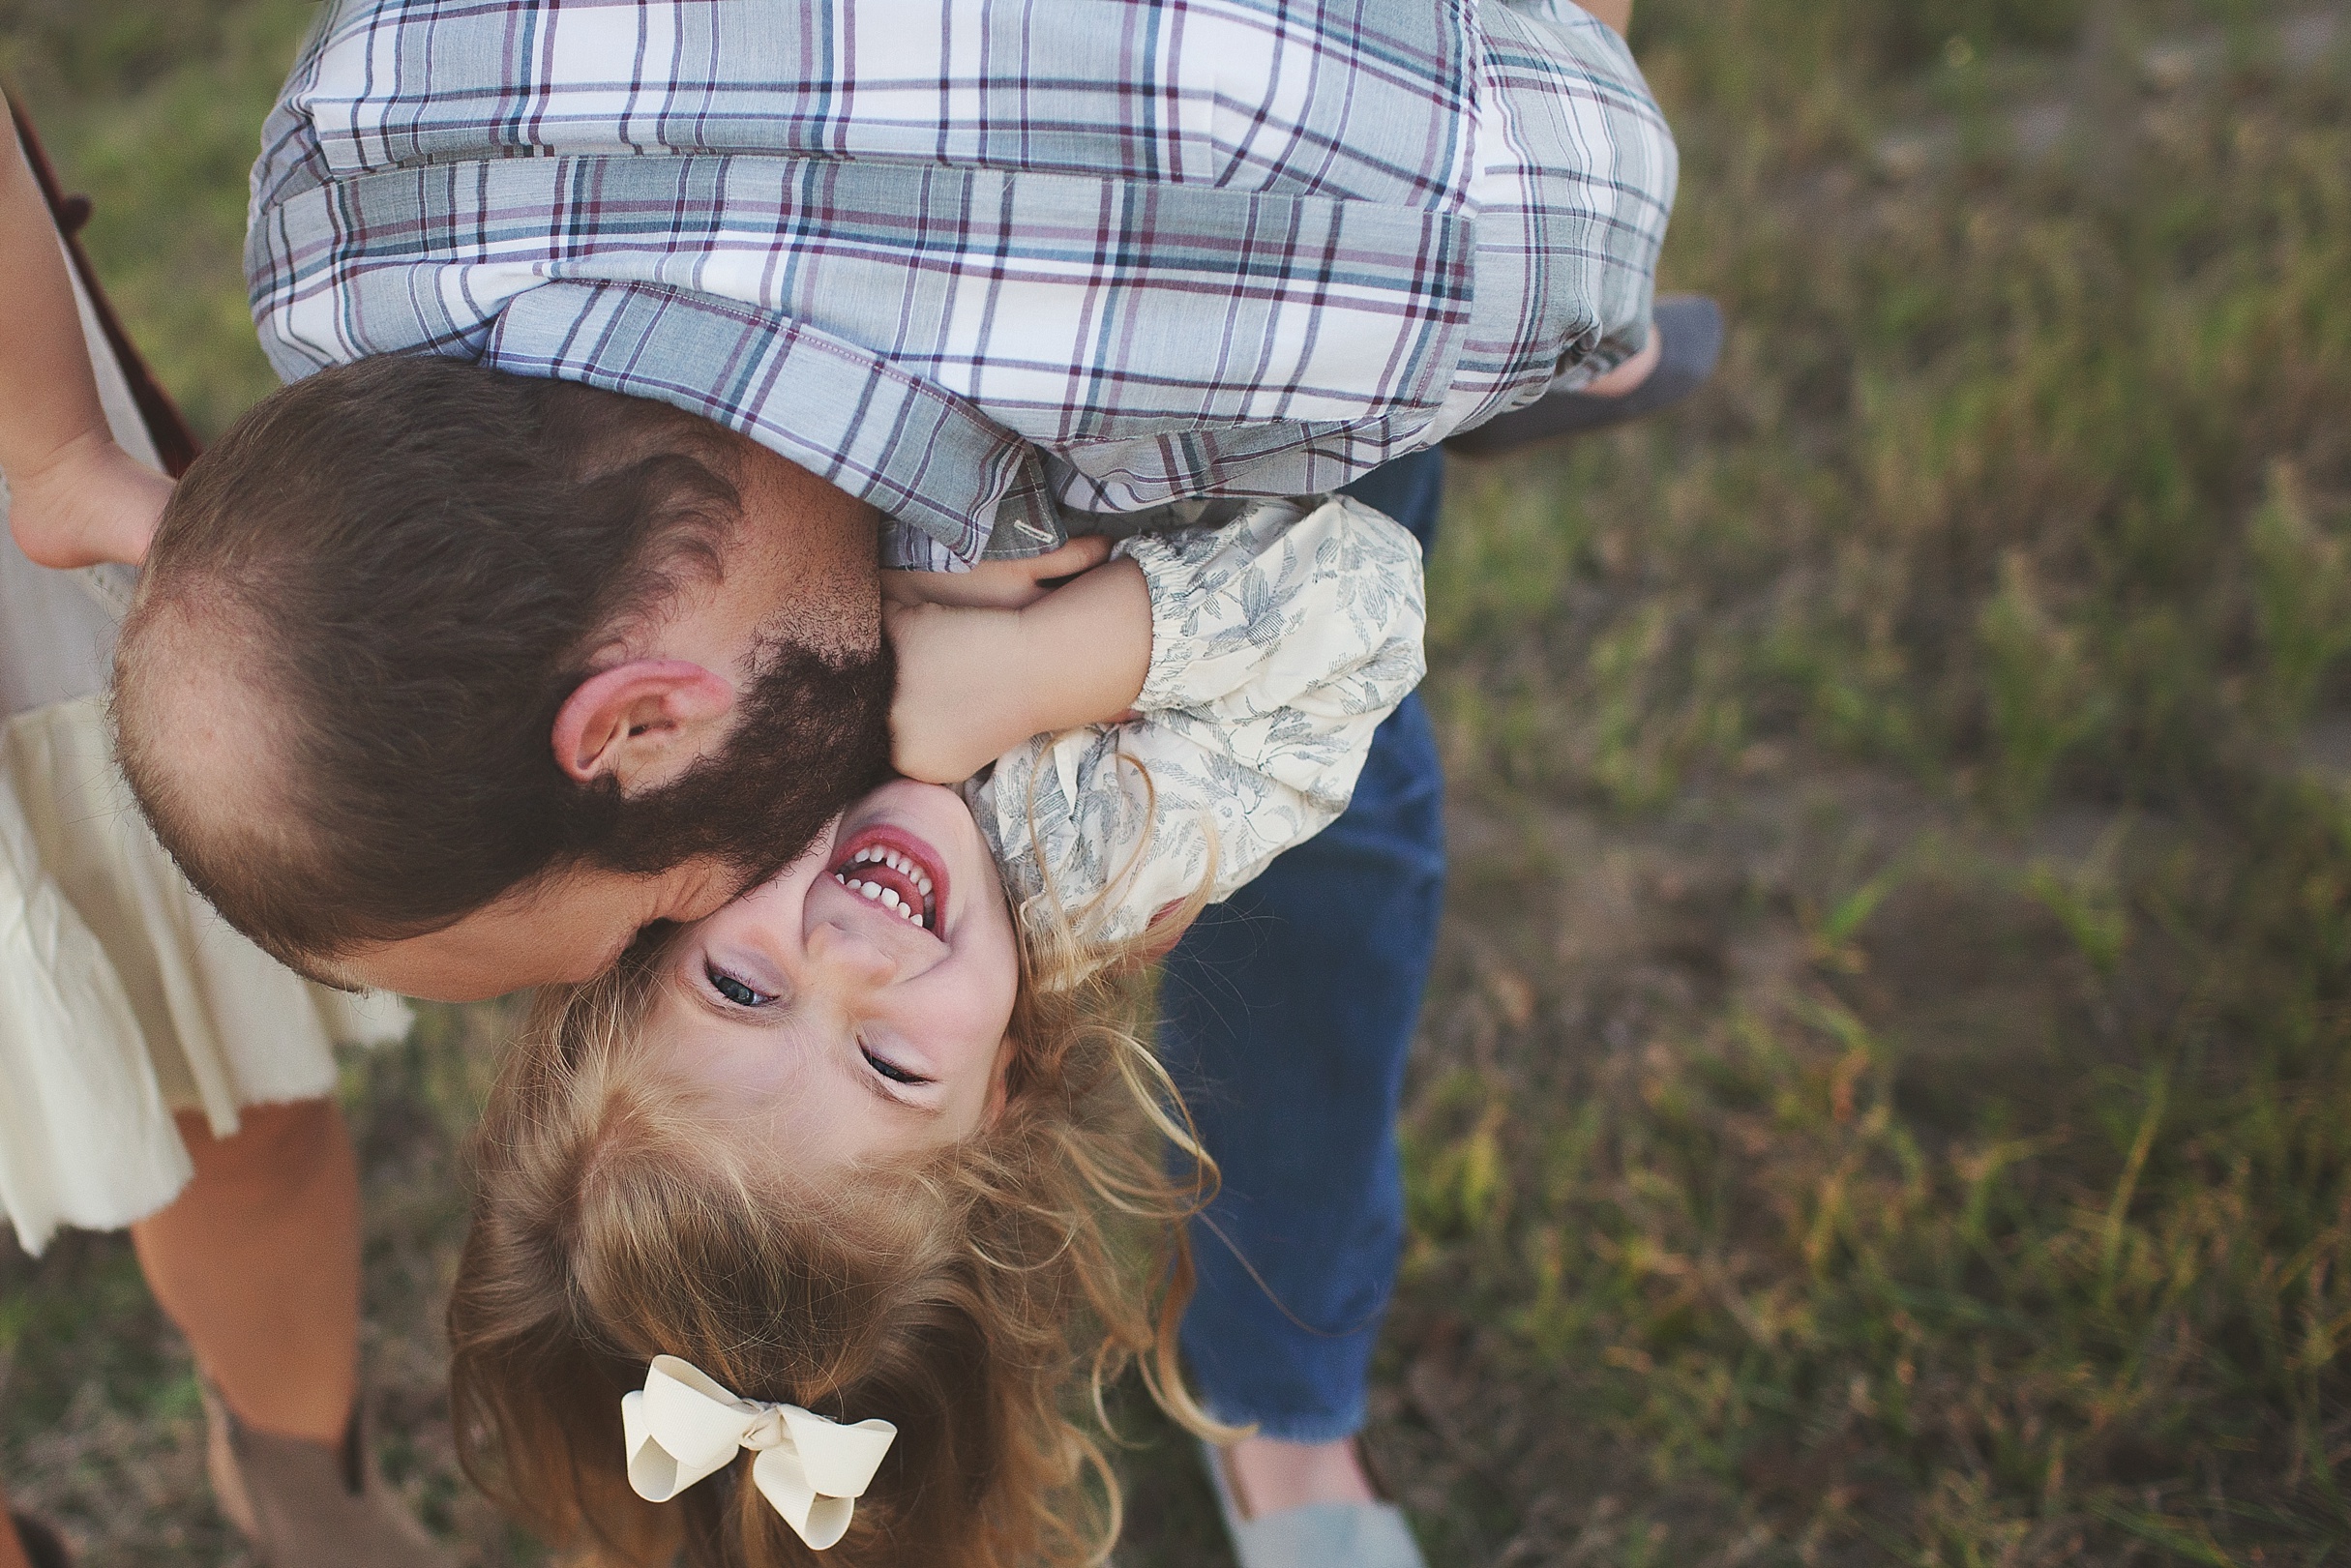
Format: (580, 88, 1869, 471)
(132, 1099, 453, 1567)
(130, 1101, 359, 1443)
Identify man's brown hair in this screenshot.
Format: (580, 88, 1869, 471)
(114, 356, 891, 966)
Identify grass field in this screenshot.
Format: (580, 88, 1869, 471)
(4, 0, 2350, 1563)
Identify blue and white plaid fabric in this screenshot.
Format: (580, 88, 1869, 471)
(249, 0, 1676, 568)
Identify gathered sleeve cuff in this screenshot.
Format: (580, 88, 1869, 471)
(964, 494, 1426, 959)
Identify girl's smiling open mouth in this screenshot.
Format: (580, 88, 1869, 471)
(651, 779, 1021, 1154)
(826, 823, 951, 932)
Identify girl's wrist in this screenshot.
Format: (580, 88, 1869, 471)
(978, 606, 1063, 754)
(1008, 559, 1151, 734)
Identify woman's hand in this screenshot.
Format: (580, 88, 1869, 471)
(882, 534, 1113, 610)
(1, 110, 167, 568)
(8, 427, 170, 568)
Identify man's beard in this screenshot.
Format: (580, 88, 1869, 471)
(566, 636, 897, 888)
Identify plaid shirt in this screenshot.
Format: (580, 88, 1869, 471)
(249, 0, 1676, 569)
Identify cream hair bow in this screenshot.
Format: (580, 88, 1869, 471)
(621, 1355, 898, 1551)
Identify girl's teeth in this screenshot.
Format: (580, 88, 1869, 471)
(828, 872, 927, 926)
(833, 847, 936, 927)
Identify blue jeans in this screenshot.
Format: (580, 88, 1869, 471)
(1157, 451, 1447, 1441)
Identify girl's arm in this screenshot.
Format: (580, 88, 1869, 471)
(886, 541, 1153, 786)
(1, 104, 171, 567)
(955, 496, 1427, 953)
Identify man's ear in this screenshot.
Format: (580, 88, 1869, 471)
(551, 660, 736, 791)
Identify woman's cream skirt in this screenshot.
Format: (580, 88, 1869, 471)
(0, 695, 408, 1254)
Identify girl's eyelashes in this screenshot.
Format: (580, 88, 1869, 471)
(707, 958, 927, 1087)
(862, 1045, 931, 1086)
(705, 962, 774, 1009)
(703, 957, 928, 1088)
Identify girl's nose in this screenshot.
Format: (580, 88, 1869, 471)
(804, 918, 899, 991)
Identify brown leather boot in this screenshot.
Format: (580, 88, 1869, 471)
(201, 1383, 457, 1568)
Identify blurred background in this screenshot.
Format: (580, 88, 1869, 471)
(4, 1, 2349, 1562)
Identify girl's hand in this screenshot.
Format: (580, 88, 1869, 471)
(886, 554, 1154, 784)
(885, 599, 1036, 784)
(8, 429, 170, 568)
(882, 534, 1112, 610)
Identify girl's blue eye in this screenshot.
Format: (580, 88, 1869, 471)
(706, 962, 772, 1008)
(863, 1047, 928, 1086)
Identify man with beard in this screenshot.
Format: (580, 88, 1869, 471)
(112, 358, 903, 998)
(32, 0, 1675, 1010)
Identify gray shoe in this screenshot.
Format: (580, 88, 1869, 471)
(1198, 1440, 1428, 1568)
(201, 1383, 456, 1568)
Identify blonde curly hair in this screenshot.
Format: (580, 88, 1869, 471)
(447, 870, 1230, 1568)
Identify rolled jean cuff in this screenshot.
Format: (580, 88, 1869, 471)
(1200, 1397, 1369, 1447)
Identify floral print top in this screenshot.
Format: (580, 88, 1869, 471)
(964, 495, 1426, 958)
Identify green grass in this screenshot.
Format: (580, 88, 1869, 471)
(4, 0, 2350, 1563)
(1379, 0, 2351, 1559)
(0, 0, 316, 439)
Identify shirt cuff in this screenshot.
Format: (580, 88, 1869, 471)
(1115, 530, 1206, 715)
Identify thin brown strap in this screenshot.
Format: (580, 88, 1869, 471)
(8, 93, 204, 478)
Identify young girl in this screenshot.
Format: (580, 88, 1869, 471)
(447, 493, 1425, 1568)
